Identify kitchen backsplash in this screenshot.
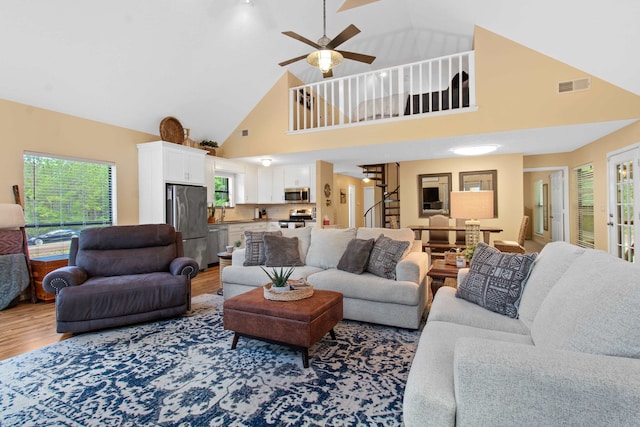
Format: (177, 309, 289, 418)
(220, 204, 314, 222)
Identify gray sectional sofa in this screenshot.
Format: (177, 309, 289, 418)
(222, 226, 430, 329)
(403, 241, 640, 426)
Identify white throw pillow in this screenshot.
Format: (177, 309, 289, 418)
(305, 227, 356, 269)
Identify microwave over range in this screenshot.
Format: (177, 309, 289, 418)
(284, 187, 310, 203)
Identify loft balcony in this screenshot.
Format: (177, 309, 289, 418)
(288, 51, 476, 133)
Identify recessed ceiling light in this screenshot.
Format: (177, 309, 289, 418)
(261, 158, 272, 167)
(451, 145, 499, 156)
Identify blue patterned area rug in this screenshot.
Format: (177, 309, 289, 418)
(0, 294, 420, 426)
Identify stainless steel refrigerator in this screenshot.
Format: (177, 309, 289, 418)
(166, 184, 208, 270)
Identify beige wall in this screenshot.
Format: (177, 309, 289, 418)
(0, 98, 157, 224)
(524, 120, 640, 250)
(400, 153, 524, 245)
(334, 173, 365, 228)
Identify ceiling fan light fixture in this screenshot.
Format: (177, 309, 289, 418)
(307, 49, 343, 73)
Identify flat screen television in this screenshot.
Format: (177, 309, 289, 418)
(423, 187, 439, 202)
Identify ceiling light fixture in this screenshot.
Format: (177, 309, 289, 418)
(261, 158, 272, 167)
(451, 145, 499, 156)
(307, 0, 343, 73)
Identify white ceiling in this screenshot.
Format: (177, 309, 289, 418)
(1, 0, 639, 175)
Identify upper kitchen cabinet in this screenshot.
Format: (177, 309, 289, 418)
(284, 165, 311, 188)
(160, 142, 206, 185)
(137, 141, 207, 224)
(239, 164, 258, 204)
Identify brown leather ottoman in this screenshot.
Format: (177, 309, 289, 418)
(223, 287, 343, 368)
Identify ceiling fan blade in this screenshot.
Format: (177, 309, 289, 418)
(278, 54, 309, 67)
(282, 31, 322, 49)
(326, 24, 360, 49)
(337, 50, 376, 64)
(322, 69, 334, 78)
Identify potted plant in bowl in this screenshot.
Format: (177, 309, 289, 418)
(199, 140, 218, 156)
(261, 266, 295, 292)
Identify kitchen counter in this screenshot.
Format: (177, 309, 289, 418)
(208, 218, 286, 225)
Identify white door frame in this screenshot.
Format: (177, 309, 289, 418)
(606, 143, 639, 261)
(348, 184, 356, 228)
(524, 167, 569, 242)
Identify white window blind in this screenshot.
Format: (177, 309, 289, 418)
(23, 153, 114, 241)
(574, 163, 594, 248)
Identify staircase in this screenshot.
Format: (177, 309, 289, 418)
(361, 163, 400, 228)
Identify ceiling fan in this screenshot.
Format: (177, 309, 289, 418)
(278, 0, 376, 78)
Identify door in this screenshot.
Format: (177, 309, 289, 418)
(550, 171, 564, 241)
(608, 147, 639, 262)
(364, 186, 375, 227)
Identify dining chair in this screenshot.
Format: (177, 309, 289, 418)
(424, 214, 450, 257)
(454, 218, 466, 246)
(494, 216, 529, 253)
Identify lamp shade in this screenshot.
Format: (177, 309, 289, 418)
(307, 49, 343, 73)
(450, 191, 494, 219)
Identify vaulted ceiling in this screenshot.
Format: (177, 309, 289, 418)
(1, 0, 638, 160)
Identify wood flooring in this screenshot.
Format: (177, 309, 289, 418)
(0, 266, 221, 361)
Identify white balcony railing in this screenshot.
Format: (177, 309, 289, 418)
(289, 51, 475, 133)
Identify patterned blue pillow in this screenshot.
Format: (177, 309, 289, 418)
(456, 242, 537, 318)
(366, 235, 410, 280)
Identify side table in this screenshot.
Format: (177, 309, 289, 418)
(427, 259, 462, 297)
(217, 251, 233, 296)
(31, 255, 68, 302)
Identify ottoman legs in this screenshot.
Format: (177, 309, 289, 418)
(230, 329, 337, 368)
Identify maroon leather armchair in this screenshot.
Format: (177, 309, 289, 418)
(43, 224, 198, 333)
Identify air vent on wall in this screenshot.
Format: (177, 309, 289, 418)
(558, 78, 590, 93)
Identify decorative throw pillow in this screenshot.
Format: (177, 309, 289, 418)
(263, 235, 304, 267)
(337, 238, 375, 274)
(243, 230, 282, 266)
(366, 234, 410, 280)
(456, 242, 538, 318)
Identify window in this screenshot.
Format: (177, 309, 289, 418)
(574, 163, 594, 248)
(23, 153, 114, 256)
(214, 173, 234, 207)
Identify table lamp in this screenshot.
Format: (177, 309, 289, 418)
(450, 191, 494, 246)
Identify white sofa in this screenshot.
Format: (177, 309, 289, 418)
(403, 241, 640, 426)
(222, 226, 431, 329)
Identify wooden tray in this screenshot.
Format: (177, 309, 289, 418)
(159, 116, 184, 144)
(263, 282, 314, 301)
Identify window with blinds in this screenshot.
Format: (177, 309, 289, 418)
(23, 153, 114, 254)
(574, 163, 594, 248)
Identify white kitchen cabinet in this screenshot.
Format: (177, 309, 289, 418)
(241, 164, 259, 204)
(137, 141, 207, 224)
(284, 165, 311, 188)
(271, 166, 285, 204)
(257, 167, 274, 203)
(162, 143, 206, 185)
